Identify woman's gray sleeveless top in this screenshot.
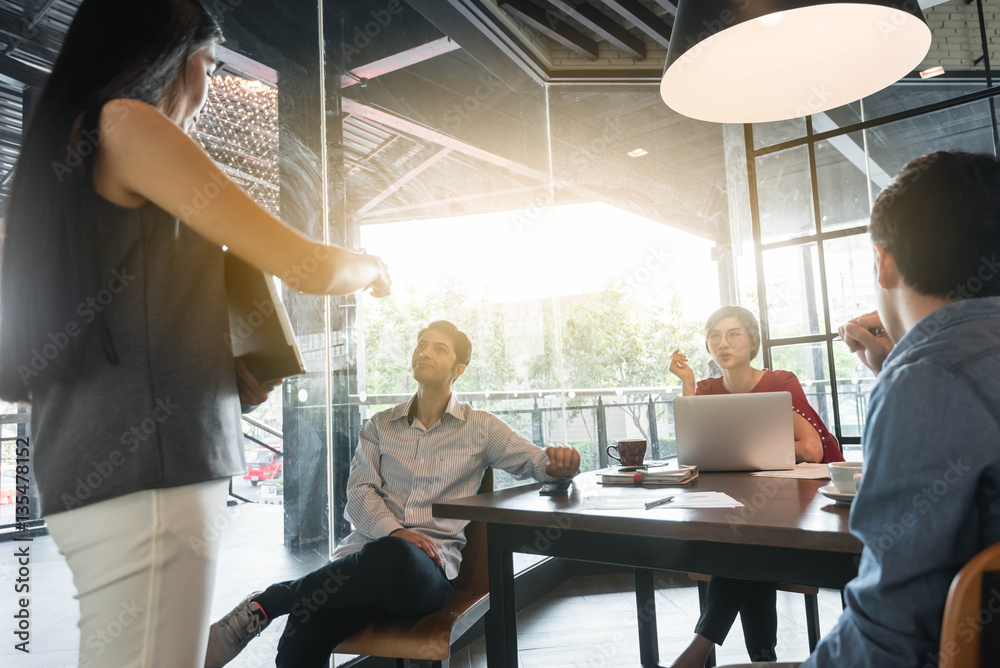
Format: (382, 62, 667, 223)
(30, 198, 244, 516)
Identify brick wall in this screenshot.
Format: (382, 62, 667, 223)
(919, 0, 999, 70)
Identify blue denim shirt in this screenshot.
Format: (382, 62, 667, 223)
(804, 298, 1000, 668)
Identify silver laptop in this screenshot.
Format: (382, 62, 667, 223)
(674, 392, 795, 471)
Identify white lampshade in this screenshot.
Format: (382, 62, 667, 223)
(661, 1, 932, 124)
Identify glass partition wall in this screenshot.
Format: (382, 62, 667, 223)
(323, 6, 731, 553)
(323, 3, 1000, 515)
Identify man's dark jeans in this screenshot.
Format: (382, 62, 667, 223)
(255, 536, 455, 668)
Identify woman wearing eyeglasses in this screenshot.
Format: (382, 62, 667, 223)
(667, 305, 843, 667)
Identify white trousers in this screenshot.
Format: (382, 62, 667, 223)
(46, 479, 229, 668)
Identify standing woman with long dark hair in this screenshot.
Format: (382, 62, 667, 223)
(0, 1, 390, 666)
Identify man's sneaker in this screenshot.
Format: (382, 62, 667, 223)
(205, 592, 271, 668)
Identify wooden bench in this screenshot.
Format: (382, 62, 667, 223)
(332, 469, 493, 668)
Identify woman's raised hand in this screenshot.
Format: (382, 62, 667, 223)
(669, 348, 695, 393)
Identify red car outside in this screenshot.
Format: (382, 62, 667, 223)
(244, 446, 282, 486)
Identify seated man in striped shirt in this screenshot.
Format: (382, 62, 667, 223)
(206, 320, 581, 668)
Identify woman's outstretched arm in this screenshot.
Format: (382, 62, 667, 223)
(93, 98, 389, 297)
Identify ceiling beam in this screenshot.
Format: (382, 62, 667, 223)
(601, 0, 671, 48)
(355, 147, 453, 216)
(341, 36, 461, 89)
(216, 44, 278, 85)
(544, 0, 646, 60)
(403, 0, 545, 90)
(499, 0, 599, 61)
(341, 97, 550, 182)
(0, 54, 43, 88)
(651, 0, 677, 16)
(342, 98, 717, 241)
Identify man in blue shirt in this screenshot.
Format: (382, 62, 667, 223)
(804, 151, 1000, 667)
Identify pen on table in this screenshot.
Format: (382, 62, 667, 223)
(644, 495, 675, 510)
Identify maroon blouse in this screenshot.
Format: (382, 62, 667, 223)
(695, 369, 844, 463)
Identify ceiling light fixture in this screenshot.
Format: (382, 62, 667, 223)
(627, 148, 649, 158)
(661, 1, 932, 124)
(920, 65, 945, 79)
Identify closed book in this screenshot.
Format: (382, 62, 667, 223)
(599, 465, 698, 487)
(225, 253, 306, 383)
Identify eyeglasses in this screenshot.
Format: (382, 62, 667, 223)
(706, 329, 745, 347)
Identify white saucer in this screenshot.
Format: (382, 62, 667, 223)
(819, 485, 856, 507)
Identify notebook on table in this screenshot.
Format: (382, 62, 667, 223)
(224, 252, 306, 383)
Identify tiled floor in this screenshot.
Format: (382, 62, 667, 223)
(1, 502, 844, 667)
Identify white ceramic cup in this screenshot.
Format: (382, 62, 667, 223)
(828, 461, 863, 494)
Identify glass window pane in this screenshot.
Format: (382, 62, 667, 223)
(753, 117, 806, 150)
(866, 99, 997, 201)
(756, 145, 815, 244)
(768, 342, 834, 434)
(816, 132, 873, 233)
(812, 100, 862, 131)
(834, 339, 876, 446)
(762, 243, 826, 338)
(824, 234, 876, 330)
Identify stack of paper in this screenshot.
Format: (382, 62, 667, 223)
(749, 463, 830, 480)
(599, 464, 698, 487)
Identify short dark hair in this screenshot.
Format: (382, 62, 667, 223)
(418, 321, 472, 366)
(870, 151, 1000, 299)
(705, 306, 761, 361)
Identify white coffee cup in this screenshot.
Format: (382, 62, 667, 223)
(828, 461, 863, 494)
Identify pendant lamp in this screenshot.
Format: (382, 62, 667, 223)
(660, 0, 932, 123)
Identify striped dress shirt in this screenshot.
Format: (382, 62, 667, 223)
(331, 393, 557, 579)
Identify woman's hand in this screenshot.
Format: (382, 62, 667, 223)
(365, 254, 392, 298)
(838, 311, 894, 375)
(669, 348, 696, 396)
(235, 357, 282, 411)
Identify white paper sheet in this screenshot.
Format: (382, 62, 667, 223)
(582, 491, 743, 511)
(749, 463, 831, 480)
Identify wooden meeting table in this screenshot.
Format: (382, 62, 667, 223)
(432, 470, 863, 668)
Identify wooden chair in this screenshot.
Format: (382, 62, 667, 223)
(939, 541, 1000, 668)
(332, 469, 493, 668)
(688, 572, 821, 668)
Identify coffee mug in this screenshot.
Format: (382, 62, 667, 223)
(828, 461, 863, 494)
(607, 439, 646, 467)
